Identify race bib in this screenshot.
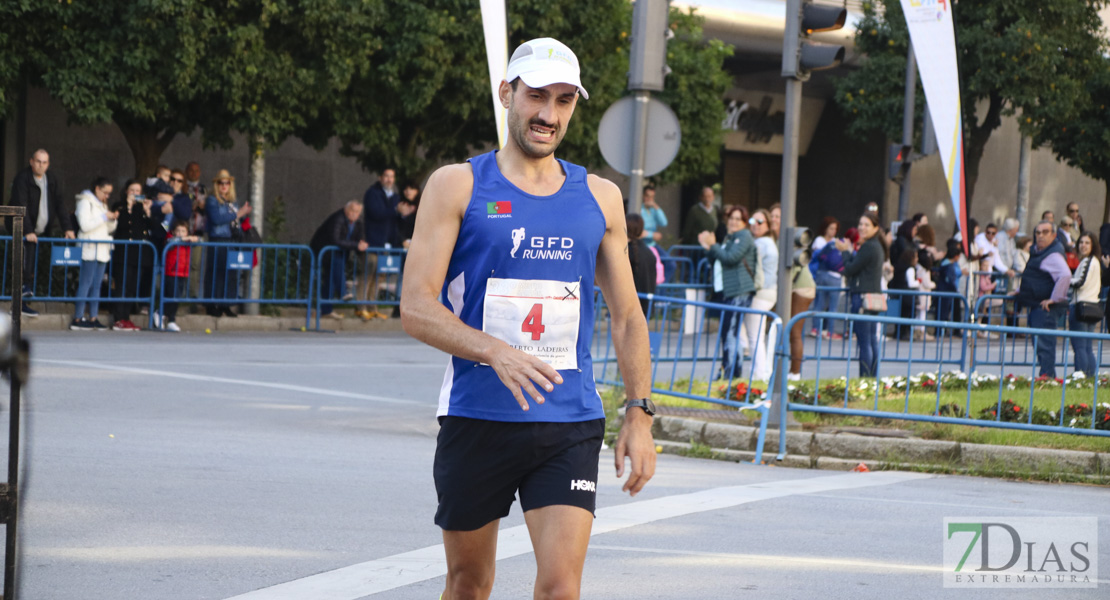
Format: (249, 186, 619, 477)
(483, 277, 581, 370)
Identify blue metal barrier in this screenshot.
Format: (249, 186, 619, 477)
(158, 241, 315, 330)
(313, 245, 406, 330)
(658, 255, 695, 284)
(593, 290, 780, 463)
(8, 236, 159, 325)
(807, 287, 968, 367)
(776, 311, 1110, 460)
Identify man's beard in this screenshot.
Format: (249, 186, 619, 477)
(509, 113, 565, 159)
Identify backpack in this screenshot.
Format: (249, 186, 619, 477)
(649, 245, 664, 284)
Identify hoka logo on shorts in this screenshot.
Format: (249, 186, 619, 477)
(569, 479, 596, 492)
(509, 227, 574, 261)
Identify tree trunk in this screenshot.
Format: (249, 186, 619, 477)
(962, 91, 1004, 211)
(1103, 181, 1110, 226)
(1015, 132, 1032, 233)
(116, 121, 176, 179)
(246, 135, 265, 316)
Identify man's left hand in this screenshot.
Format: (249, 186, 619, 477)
(615, 407, 655, 497)
(1040, 299, 1053, 311)
(63, 231, 75, 240)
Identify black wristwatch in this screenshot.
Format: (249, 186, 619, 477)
(624, 398, 657, 417)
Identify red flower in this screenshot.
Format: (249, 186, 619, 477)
(752, 388, 763, 396)
(1013, 406, 1021, 412)
(990, 410, 996, 417)
(1056, 378, 1064, 384)
(1080, 403, 1089, 409)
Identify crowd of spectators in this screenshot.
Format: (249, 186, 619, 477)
(4, 149, 417, 330)
(7, 149, 1108, 382)
(621, 183, 1110, 382)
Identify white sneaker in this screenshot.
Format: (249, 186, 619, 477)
(165, 322, 181, 333)
(152, 311, 162, 329)
(787, 372, 801, 381)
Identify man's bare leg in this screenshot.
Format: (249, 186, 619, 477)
(442, 519, 499, 600)
(524, 505, 593, 600)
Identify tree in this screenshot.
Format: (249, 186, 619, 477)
(0, 3, 32, 121)
(20, 0, 382, 178)
(330, 0, 733, 185)
(14, 0, 731, 188)
(1035, 57, 1110, 222)
(833, 0, 1107, 208)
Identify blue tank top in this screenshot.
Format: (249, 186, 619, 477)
(437, 150, 607, 422)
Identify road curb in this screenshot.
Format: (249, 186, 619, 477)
(652, 415, 1109, 482)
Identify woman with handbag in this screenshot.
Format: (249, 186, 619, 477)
(204, 169, 252, 317)
(1069, 232, 1102, 376)
(835, 212, 887, 377)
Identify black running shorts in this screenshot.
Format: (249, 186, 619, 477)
(433, 416, 605, 532)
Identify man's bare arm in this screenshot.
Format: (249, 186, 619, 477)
(400, 164, 563, 411)
(588, 175, 656, 496)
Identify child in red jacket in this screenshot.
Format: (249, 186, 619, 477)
(164, 220, 199, 332)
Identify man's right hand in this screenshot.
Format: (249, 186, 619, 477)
(25, 233, 37, 243)
(486, 343, 563, 411)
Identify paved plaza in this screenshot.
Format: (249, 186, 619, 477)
(3, 331, 1107, 599)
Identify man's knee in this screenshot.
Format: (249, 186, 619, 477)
(445, 566, 495, 600)
(534, 578, 580, 600)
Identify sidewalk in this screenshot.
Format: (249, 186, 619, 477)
(10, 306, 406, 333)
(640, 411, 1110, 483)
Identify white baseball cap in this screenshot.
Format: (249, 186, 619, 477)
(504, 38, 589, 100)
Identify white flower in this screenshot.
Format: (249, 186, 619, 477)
(1007, 384, 1015, 390)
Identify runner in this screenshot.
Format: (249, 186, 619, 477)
(400, 37, 656, 600)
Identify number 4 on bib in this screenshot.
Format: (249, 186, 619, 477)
(522, 303, 546, 341)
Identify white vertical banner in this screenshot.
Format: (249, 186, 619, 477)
(900, 0, 967, 246)
(480, 0, 509, 149)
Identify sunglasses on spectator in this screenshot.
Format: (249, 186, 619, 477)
(986, 230, 996, 235)
(749, 218, 765, 225)
(217, 180, 231, 185)
(170, 177, 185, 183)
(1034, 229, 1053, 235)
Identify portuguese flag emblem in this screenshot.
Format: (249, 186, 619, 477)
(487, 201, 512, 215)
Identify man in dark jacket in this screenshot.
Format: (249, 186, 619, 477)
(311, 201, 368, 319)
(362, 168, 400, 248)
(7, 149, 75, 316)
(1015, 220, 1071, 378)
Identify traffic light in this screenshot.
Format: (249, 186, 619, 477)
(888, 143, 906, 180)
(782, 0, 847, 81)
(629, 0, 673, 91)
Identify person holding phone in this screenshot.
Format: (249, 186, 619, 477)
(108, 179, 159, 331)
(71, 178, 117, 330)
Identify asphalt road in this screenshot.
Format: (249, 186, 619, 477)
(3, 331, 1107, 599)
